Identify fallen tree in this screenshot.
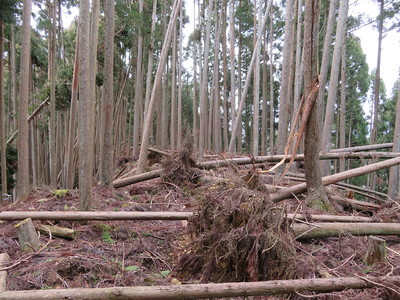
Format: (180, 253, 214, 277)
(113, 169, 162, 188)
(330, 195, 381, 211)
(293, 222, 400, 240)
(0, 211, 192, 221)
(0, 211, 374, 223)
(329, 143, 393, 153)
(0, 276, 399, 300)
(270, 156, 400, 203)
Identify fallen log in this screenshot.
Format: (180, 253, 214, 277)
(293, 222, 400, 240)
(197, 152, 400, 170)
(0, 211, 193, 221)
(0, 211, 373, 223)
(38, 225, 77, 240)
(270, 156, 400, 203)
(0, 276, 399, 300)
(329, 143, 393, 153)
(287, 213, 373, 222)
(113, 169, 162, 188)
(330, 196, 381, 211)
(0, 253, 9, 292)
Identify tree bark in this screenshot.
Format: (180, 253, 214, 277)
(270, 156, 400, 203)
(339, 33, 347, 173)
(1, 277, 400, 300)
(38, 225, 77, 240)
(0, 20, 6, 196)
(99, 0, 114, 186)
(15, 218, 42, 252)
(78, 0, 93, 209)
(16, 0, 33, 200)
(365, 236, 386, 265)
(136, 0, 183, 173)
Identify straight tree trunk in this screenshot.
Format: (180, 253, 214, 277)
(99, 0, 115, 186)
(137, 0, 183, 173)
(269, 6, 274, 154)
(321, 0, 349, 175)
(275, 0, 294, 158)
(229, 0, 236, 152)
(78, 0, 92, 209)
(17, 0, 33, 200)
(199, 0, 214, 158)
(370, 0, 384, 191)
(0, 20, 6, 196)
(339, 33, 347, 173)
(252, 0, 263, 156)
(170, 24, 177, 151)
(49, 0, 57, 189)
(177, 6, 183, 149)
(303, 0, 329, 208)
(133, 0, 144, 156)
(10, 25, 17, 131)
(388, 86, 400, 199)
(317, 0, 338, 130)
(222, 0, 229, 150)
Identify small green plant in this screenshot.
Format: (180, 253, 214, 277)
(159, 270, 171, 278)
(52, 189, 71, 199)
(142, 232, 153, 237)
(102, 231, 114, 244)
(125, 265, 140, 272)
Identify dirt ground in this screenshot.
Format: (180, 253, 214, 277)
(1, 157, 400, 299)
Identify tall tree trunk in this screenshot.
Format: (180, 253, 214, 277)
(99, 0, 115, 186)
(170, 24, 177, 151)
(10, 25, 17, 132)
(177, 6, 183, 149)
(133, 0, 144, 156)
(252, 0, 263, 156)
(317, 0, 338, 131)
(275, 0, 294, 158)
(137, 0, 183, 173)
(261, 30, 268, 154)
(64, 35, 79, 189)
(303, 0, 329, 209)
(339, 33, 347, 174)
(0, 20, 6, 196)
(17, 0, 33, 200)
(269, 5, 274, 154)
(388, 86, 400, 200)
(49, 0, 57, 189)
(228, 0, 273, 153)
(370, 0, 384, 191)
(78, 0, 93, 209)
(199, 0, 214, 158)
(229, 0, 236, 152)
(321, 0, 349, 176)
(222, 0, 229, 150)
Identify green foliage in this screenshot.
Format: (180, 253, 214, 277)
(102, 231, 114, 244)
(0, 145, 17, 193)
(125, 265, 140, 272)
(0, 0, 19, 23)
(52, 189, 71, 199)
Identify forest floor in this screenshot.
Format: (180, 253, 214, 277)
(1, 152, 400, 299)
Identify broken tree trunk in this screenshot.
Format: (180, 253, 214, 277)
(15, 218, 42, 252)
(329, 143, 393, 153)
(293, 222, 400, 240)
(0, 211, 193, 221)
(270, 156, 400, 203)
(38, 225, 77, 240)
(365, 236, 386, 265)
(0, 253, 9, 292)
(0, 276, 399, 300)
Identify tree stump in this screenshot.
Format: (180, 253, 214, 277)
(0, 253, 10, 292)
(15, 218, 42, 252)
(365, 236, 386, 265)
